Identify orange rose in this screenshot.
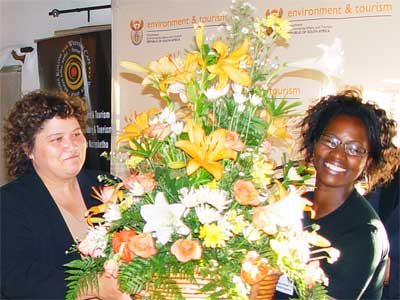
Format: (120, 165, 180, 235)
(240, 251, 271, 285)
(128, 233, 158, 259)
(137, 173, 158, 193)
(233, 179, 260, 206)
(123, 172, 157, 196)
(224, 131, 245, 152)
(112, 229, 137, 262)
(171, 239, 202, 262)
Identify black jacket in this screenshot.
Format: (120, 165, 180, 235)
(1, 169, 103, 299)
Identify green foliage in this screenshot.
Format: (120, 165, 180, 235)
(293, 282, 329, 300)
(118, 259, 151, 295)
(109, 198, 145, 232)
(64, 257, 104, 300)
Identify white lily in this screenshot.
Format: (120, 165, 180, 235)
(233, 92, 247, 105)
(250, 93, 262, 106)
(286, 38, 344, 78)
(141, 192, 190, 244)
(158, 107, 177, 124)
(270, 233, 310, 264)
(168, 82, 188, 103)
(232, 83, 243, 94)
(287, 166, 303, 181)
(204, 84, 230, 100)
(171, 121, 184, 136)
(262, 186, 311, 233)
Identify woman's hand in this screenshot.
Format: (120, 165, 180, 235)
(77, 273, 131, 300)
(97, 273, 132, 300)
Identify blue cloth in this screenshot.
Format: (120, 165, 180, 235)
(366, 170, 400, 300)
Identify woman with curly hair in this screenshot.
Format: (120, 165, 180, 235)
(294, 90, 398, 300)
(1, 90, 129, 300)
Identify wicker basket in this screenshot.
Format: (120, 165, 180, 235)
(135, 275, 213, 300)
(248, 273, 281, 300)
(135, 273, 280, 300)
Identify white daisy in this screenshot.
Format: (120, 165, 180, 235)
(103, 204, 121, 224)
(195, 204, 222, 224)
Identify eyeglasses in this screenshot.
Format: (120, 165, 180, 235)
(318, 134, 368, 157)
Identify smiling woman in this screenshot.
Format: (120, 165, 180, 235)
(0, 90, 129, 300)
(275, 89, 398, 300)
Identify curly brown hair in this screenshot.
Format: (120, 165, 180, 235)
(300, 89, 399, 192)
(3, 90, 88, 178)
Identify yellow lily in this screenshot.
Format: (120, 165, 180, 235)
(122, 56, 183, 96)
(122, 50, 202, 98)
(146, 55, 183, 95)
(175, 121, 237, 180)
(194, 23, 204, 51)
(207, 38, 252, 89)
(155, 54, 203, 97)
(120, 60, 150, 75)
(170, 52, 203, 84)
(267, 117, 292, 140)
(147, 55, 179, 76)
(116, 108, 160, 146)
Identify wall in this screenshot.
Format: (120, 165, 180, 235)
(0, 0, 111, 69)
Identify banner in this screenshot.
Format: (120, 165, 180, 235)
(111, 0, 399, 173)
(37, 29, 112, 172)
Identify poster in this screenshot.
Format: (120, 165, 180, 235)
(37, 29, 112, 172)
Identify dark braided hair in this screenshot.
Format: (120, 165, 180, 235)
(3, 90, 88, 178)
(300, 89, 399, 192)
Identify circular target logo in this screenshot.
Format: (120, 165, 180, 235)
(56, 40, 92, 96)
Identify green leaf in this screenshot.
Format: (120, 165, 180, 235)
(64, 257, 103, 300)
(186, 82, 198, 104)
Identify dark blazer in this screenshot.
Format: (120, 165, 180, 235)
(1, 169, 103, 299)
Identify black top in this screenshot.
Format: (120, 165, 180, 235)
(306, 189, 389, 300)
(1, 169, 103, 299)
(276, 189, 389, 300)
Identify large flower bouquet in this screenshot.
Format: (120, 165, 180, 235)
(65, 1, 339, 299)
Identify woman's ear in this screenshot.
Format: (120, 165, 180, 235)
(22, 143, 33, 159)
(364, 157, 372, 174)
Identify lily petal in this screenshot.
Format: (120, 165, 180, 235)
(120, 61, 150, 74)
